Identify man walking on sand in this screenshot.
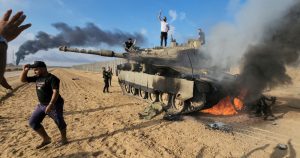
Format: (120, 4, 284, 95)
(20, 61, 68, 149)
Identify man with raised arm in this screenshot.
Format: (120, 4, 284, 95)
(158, 10, 170, 47)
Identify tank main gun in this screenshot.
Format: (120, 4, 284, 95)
(59, 46, 128, 58)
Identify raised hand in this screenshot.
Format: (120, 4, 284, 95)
(0, 9, 31, 42)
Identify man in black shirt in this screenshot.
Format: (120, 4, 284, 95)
(20, 61, 67, 149)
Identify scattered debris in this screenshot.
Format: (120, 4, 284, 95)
(206, 122, 233, 132)
(272, 122, 277, 125)
(72, 77, 80, 80)
(277, 144, 288, 150)
(139, 102, 164, 120)
(163, 114, 183, 121)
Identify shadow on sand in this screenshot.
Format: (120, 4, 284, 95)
(69, 119, 172, 144)
(64, 103, 134, 116)
(54, 151, 103, 158)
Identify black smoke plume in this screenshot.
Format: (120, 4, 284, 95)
(239, 2, 300, 102)
(16, 22, 146, 65)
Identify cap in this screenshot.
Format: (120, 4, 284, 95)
(29, 61, 47, 68)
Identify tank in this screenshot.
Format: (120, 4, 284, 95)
(59, 40, 239, 115)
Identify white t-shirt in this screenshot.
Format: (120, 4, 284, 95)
(160, 21, 169, 32)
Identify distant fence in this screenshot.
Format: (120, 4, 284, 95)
(72, 59, 126, 73)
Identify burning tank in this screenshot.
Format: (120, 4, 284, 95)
(59, 40, 242, 115)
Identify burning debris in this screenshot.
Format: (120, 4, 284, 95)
(201, 96, 244, 116)
(253, 95, 276, 120)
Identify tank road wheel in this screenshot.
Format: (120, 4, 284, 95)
(159, 93, 170, 106)
(148, 92, 158, 102)
(124, 84, 130, 93)
(130, 86, 138, 95)
(171, 94, 185, 113)
(139, 89, 148, 99)
(189, 93, 206, 111)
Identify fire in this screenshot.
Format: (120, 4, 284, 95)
(201, 96, 244, 115)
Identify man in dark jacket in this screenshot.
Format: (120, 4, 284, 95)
(107, 66, 113, 86)
(102, 67, 109, 93)
(20, 61, 67, 149)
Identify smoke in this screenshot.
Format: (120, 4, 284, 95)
(200, 0, 300, 101)
(169, 10, 177, 22)
(239, 1, 300, 100)
(203, 0, 297, 68)
(16, 22, 146, 65)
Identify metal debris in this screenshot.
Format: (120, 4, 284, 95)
(272, 122, 277, 125)
(163, 114, 183, 121)
(277, 144, 288, 150)
(206, 122, 233, 132)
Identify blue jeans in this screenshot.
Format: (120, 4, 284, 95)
(29, 101, 67, 131)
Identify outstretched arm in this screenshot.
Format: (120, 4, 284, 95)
(0, 77, 12, 90)
(158, 10, 162, 21)
(20, 64, 30, 82)
(0, 42, 7, 85)
(0, 9, 31, 87)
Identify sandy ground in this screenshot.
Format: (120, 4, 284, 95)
(0, 68, 299, 158)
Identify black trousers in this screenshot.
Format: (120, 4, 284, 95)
(108, 77, 112, 86)
(160, 32, 168, 47)
(103, 79, 109, 92)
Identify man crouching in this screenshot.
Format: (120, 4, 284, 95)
(20, 61, 68, 149)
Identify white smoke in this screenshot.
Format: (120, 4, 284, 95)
(203, 0, 298, 69)
(168, 10, 177, 22)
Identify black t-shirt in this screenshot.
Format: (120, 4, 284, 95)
(27, 73, 63, 105)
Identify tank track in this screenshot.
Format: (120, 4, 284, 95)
(119, 82, 206, 116)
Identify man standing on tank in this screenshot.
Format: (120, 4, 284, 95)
(158, 10, 170, 47)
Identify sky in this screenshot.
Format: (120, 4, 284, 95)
(1, 0, 247, 66)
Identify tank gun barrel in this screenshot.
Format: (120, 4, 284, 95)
(59, 46, 127, 58)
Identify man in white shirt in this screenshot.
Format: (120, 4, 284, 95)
(158, 11, 170, 47)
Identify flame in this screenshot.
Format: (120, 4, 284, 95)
(201, 96, 244, 115)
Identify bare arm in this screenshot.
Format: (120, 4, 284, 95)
(0, 77, 12, 90)
(45, 89, 59, 114)
(158, 10, 162, 21)
(0, 9, 31, 86)
(0, 42, 7, 84)
(20, 64, 30, 82)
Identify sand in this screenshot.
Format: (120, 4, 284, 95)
(0, 68, 299, 158)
